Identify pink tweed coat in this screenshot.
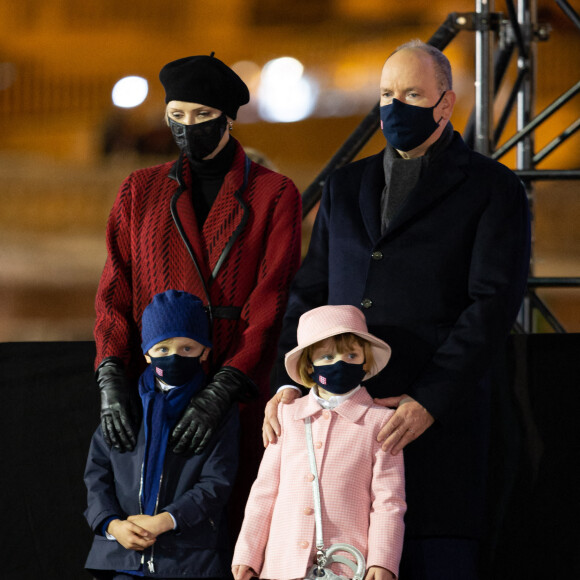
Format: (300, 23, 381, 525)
(233, 387, 406, 580)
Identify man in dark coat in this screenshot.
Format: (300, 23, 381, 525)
(265, 40, 530, 580)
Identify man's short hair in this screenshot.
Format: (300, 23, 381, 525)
(389, 39, 453, 92)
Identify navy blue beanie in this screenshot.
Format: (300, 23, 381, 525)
(141, 290, 212, 354)
(159, 53, 250, 120)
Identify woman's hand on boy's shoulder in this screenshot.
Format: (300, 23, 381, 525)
(262, 387, 301, 447)
(365, 565, 396, 580)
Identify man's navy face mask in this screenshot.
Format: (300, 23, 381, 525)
(149, 354, 203, 386)
(380, 91, 446, 152)
(310, 360, 366, 395)
(169, 113, 227, 161)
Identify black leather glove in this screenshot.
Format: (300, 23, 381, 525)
(96, 357, 140, 452)
(170, 366, 258, 456)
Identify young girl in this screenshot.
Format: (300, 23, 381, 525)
(232, 305, 406, 580)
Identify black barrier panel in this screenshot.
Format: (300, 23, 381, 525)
(485, 333, 580, 578)
(1, 337, 579, 578)
(0, 341, 97, 579)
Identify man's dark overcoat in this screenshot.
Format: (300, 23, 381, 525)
(276, 132, 530, 538)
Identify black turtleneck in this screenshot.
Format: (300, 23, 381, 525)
(188, 137, 237, 227)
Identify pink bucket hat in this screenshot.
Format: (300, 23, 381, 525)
(284, 305, 392, 385)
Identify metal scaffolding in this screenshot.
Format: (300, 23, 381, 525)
(300, 0, 580, 334)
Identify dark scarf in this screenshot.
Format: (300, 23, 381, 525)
(380, 122, 454, 234)
(138, 365, 205, 516)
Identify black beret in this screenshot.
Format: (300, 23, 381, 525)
(159, 53, 250, 120)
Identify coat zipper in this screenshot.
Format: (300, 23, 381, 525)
(139, 458, 164, 574)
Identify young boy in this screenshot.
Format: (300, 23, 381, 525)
(84, 289, 240, 579)
(233, 305, 406, 580)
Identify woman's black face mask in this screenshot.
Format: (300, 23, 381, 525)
(169, 113, 228, 161)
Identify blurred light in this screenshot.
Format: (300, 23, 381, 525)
(112, 76, 149, 108)
(258, 57, 318, 123)
(265, 56, 304, 83)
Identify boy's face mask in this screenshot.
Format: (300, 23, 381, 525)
(168, 114, 227, 161)
(149, 354, 203, 386)
(310, 360, 366, 395)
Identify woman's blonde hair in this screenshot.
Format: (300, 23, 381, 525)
(297, 332, 375, 388)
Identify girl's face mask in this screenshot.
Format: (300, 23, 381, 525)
(309, 360, 366, 395)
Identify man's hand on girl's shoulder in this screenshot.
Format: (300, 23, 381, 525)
(262, 387, 301, 447)
(374, 394, 434, 454)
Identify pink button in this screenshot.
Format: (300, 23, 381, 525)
(315, 441, 323, 449)
(303, 507, 314, 515)
(323, 410, 331, 419)
(300, 541, 309, 549)
(306, 473, 315, 482)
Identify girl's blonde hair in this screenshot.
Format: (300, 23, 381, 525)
(297, 333, 375, 388)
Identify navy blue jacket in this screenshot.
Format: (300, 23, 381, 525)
(276, 133, 530, 538)
(84, 406, 240, 578)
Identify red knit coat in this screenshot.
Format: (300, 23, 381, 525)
(94, 139, 302, 531)
(95, 138, 301, 385)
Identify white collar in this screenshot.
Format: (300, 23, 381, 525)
(155, 378, 177, 392)
(312, 385, 361, 409)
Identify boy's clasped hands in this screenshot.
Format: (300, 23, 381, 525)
(107, 512, 174, 551)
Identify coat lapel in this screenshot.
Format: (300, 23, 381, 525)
(359, 153, 385, 245)
(293, 391, 324, 421)
(169, 156, 212, 284)
(333, 387, 374, 423)
(381, 133, 470, 239)
(169, 140, 251, 286)
(202, 141, 251, 283)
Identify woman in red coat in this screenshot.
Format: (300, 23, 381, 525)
(94, 54, 302, 530)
